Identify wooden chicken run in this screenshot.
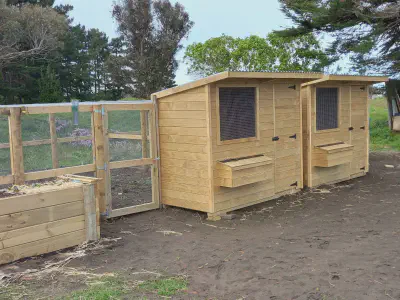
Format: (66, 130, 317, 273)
(153, 72, 388, 217)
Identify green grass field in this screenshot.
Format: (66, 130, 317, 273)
(1, 98, 399, 177)
(369, 97, 400, 151)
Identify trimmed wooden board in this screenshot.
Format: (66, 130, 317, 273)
(0, 201, 84, 233)
(24, 164, 96, 181)
(0, 230, 85, 265)
(0, 186, 83, 216)
(0, 216, 85, 250)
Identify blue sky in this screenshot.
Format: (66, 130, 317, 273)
(55, 0, 292, 85)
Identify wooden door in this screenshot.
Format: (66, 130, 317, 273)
(273, 83, 302, 193)
(350, 85, 369, 175)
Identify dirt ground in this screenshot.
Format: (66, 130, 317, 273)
(111, 166, 152, 209)
(1, 152, 400, 299)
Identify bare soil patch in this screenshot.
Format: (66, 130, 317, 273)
(1, 152, 400, 299)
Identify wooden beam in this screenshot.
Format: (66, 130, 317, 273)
(109, 158, 154, 170)
(103, 103, 153, 111)
(150, 95, 160, 208)
(49, 114, 59, 168)
(0, 175, 13, 185)
(108, 133, 142, 140)
(8, 108, 24, 185)
(141, 111, 148, 158)
(0, 136, 93, 149)
(83, 184, 98, 241)
(108, 202, 159, 218)
(24, 164, 96, 181)
(92, 105, 107, 214)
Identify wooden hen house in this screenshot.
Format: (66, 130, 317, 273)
(152, 72, 388, 217)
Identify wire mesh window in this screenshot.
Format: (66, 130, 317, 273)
(316, 88, 339, 131)
(219, 87, 257, 141)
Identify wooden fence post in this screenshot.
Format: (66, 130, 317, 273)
(140, 110, 148, 158)
(8, 108, 24, 185)
(150, 96, 160, 208)
(49, 113, 59, 169)
(83, 183, 98, 241)
(92, 105, 107, 214)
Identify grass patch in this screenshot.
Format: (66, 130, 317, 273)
(369, 97, 400, 151)
(138, 276, 188, 297)
(62, 276, 129, 300)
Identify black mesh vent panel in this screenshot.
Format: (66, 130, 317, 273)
(316, 88, 339, 130)
(219, 87, 256, 141)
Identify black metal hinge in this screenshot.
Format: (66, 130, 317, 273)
(290, 181, 298, 187)
(288, 85, 296, 90)
(360, 126, 365, 130)
(349, 127, 354, 131)
(360, 86, 366, 91)
(272, 136, 280, 141)
(360, 167, 366, 170)
(289, 134, 297, 139)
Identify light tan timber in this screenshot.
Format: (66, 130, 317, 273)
(150, 95, 160, 209)
(0, 175, 13, 185)
(0, 230, 85, 265)
(0, 201, 84, 233)
(0, 135, 93, 149)
(141, 110, 148, 158)
(108, 133, 142, 140)
(0, 216, 84, 250)
(93, 104, 107, 214)
(83, 184, 98, 241)
(0, 186, 83, 216)
(24, 164, 96, 181)
(109, 158, 154, 170)
(8, 108, 24, 185)
(49, 113, 59, 168)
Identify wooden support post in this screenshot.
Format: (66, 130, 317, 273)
(140, 110, 148, 158)
(93, 105, 107, 214)
(49, 113, 59, 169)
(150, 96, 160, 208)
(83, 183, 98, 241)
(8, 108, 24, 185)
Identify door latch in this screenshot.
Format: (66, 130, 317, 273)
(289, 134, 297, 139)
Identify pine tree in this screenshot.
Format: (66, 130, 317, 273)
(39, 65, 63, 103)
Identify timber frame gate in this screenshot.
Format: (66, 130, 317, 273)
(0, 100, 160, 219)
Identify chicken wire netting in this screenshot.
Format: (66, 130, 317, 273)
(219, 87, 256, 141)
(316, 88, 339, 131)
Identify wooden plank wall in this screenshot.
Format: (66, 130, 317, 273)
(304, 82, 369, 187)
(209, 79, 303, 213)
(0, 186, 88, 265)
(158, 87, 210, 212)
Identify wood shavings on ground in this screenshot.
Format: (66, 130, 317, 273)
(0, 238, 121, 287)
(156, 230, 183, 236)
(0, 179, 81, 198)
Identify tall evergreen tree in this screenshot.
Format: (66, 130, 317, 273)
(276, 0, 399, 75)
(112, 0, 193, 98)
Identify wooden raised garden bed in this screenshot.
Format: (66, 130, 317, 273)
(0, 175, 100, 265)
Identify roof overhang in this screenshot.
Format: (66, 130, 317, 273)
(301, 75, 389, 88)
(153, 71, 323, 99)
(153, 72, 390, 99)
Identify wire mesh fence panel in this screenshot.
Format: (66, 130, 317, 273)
(21, 114, 50, 141)
(0, 115, 10, 176)
(57, 142, 93, 168)
(110, 166, 152, 209)
(109, 139, 144, 161)
(108, 110, 141, 133)
(54, 112, 92, 138)
(23, 144, 53, 172)
(55, 112, 93, 168)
